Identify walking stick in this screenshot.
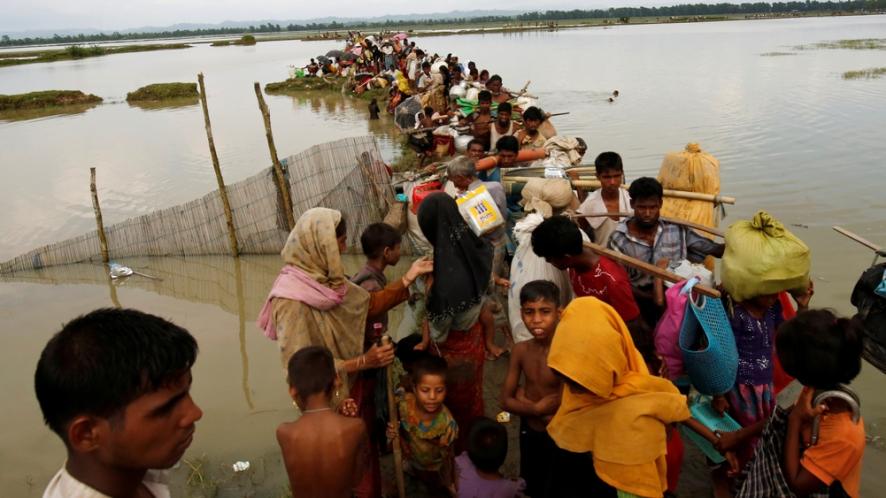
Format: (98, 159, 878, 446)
(382, 335, 406, 498)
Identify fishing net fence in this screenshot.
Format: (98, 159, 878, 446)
(0, 136, 394, 274)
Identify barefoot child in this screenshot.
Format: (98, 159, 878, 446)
(389, 355, 458, 497)
(500, 280, 564, 496)
(277, 346, 368, 498)
(455, 417, 526, 498)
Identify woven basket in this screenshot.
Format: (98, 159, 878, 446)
(679, 294, 738, 395)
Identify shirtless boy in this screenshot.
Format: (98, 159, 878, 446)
(500, 280, 564, 497)
(277, 346, 368, 498)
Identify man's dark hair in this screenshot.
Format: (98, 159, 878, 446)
(415, 49, 424, 57)
(421, 61, 431, 69)
(531, 216, 583, 260)
(467, 417, 508, 473)
(467, 138, 485, 151)
(423, 106, 434, 117)
(34, 308, 198, 441)
(497, 102, 512, 115)
(287, 346, 336, 397)
(495, 135, 519, 154)
(487, 74, 502, 85)
(628, 177, 663, 202)
(522, 106, 543, 122)
(410, 354, 448, 385)
(595, 151, 623, 174)
(360, 222, 402, 259)
(520, 280, 561, 307)
(478, 90, 492, 103)
(776, 309, 863, 389)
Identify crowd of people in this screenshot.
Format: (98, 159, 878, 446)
(30, 30, 875, 498)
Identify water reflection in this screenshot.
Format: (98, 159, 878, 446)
(126, 96, 200, 111)
(0, 101, 100, 122)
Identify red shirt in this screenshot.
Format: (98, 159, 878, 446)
(569, 256, 641, 322)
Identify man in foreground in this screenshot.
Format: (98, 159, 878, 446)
(35, 308, 203, 498)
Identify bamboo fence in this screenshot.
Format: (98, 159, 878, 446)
(0, 136, 392, 274)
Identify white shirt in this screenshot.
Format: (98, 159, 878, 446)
(43, 467, 171, 498)
(576, 188, 633, 246)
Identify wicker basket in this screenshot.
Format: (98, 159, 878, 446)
(679, 294, 738, 396)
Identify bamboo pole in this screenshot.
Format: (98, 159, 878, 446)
(382, 335, 406, 498)
(254, 82, 296, 231)
(198, 73, 240, 257)
(583, 240, 721, 298)
(832, 226, 884, 254)
(90, 167, 110, 263)
(502, 176, 736, 205)
(572, 212, 725, 238)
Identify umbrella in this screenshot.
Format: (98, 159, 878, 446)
(325, 49, 345, 58)
(391, 32, 408, 41)
(317, 55, 330, 64)
(340, 53, 358, 61)
(394, 95, 423, 130)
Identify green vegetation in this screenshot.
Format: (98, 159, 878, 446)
(264, 77, 387, 102)
(0, 43, 191, 67)
(3, 1, 885, 47)
(760, 51, 798, 56)
(126, 83, 199, 102)
(239, 34, 256, 45)
(0, 90, 102, 111)
(210, 40, 231, 47)
(843, 67, 886, 79)
(796, 38, 886, 50)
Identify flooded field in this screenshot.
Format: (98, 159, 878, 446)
(1, 14, 885, 496)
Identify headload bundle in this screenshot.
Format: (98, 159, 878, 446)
(721, 211, 811, 301)
(658, 143, 721, 230)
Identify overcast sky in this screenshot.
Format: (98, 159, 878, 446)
(1, 0, 649, 33)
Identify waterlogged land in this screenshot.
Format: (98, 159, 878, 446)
(0, 43, 191, 67)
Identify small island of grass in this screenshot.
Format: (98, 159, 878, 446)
(126, 83, 199, 102)
(211, 35, 257, 47)
(264, 76, 387, 102)
(0, 43, 191, 68)
(843, 67, 886, 80)
(0, 90, 103, 111)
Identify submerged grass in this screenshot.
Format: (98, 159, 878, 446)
(0, 43, 191, 67)
(0, 90, 102, 111)
(126, 82, 199, 102)
(760, 51, 797, 56)
(843, 67, 886, 80)
(795, 38, 886, 51)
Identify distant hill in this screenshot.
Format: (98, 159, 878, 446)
(0, 9, 527, 38)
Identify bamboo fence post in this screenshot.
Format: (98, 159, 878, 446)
(198, 73, 240, 257)
(254, 82, 295, 231)
(382, 335, 406, 498)
(90, 167, 110, 263)
(582, 241, 721, 298)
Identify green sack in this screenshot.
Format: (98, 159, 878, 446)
(721, 211, 810, 302)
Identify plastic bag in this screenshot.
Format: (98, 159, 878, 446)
(657, 143, 720, 231)
(655, 279, 693, 380)
(721, 211, 810, 302)
(456, 184, 504, 236)
(851, 262, 886, 374)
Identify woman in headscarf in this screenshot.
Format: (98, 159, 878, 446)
(508, 178, 580, 343)
(546, 297, 691, 498)
(257, 208, 432, 498)
(416, 193, 493, 447)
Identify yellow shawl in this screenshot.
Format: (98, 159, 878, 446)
(272, 208, 370, 400)
(547, 297, 690, 498)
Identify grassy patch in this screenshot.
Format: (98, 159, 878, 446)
(210, 40, 231, 47)
(842, 67, 886, 80)
(238, 34, 256, 45)
(760, 51, 797, 56)
(0, 90, 102, 111)
(0, 43, 191, 67)
(264, 77, 387, 102)
(126, 82, 199, 102)
(795, 38, 886, 50)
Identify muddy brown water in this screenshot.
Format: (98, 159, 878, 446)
(1, 15, 886, 497)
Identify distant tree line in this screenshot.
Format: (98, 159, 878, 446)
(2, 1, 885, 47)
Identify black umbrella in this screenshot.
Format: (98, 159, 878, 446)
(325, 49, 345, 58)
(317, 56, 330, 64)
(340, 53, 358, 61)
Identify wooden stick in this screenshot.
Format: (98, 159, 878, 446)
(583, 240, 721, 298)
(198, 73, 240, 257)
(572, 213, 725, 238)
(502, 177, 736, 205)
(90, 167, 110, 263)
(833, 226, 885, 255)
(254, 82, 296, 231)
(382, 335, 406, 498)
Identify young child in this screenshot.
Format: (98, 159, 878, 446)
(455, 417, 526, 498)
(500, 280, 564, 497)
(514, 107, 547, 150)
(277, 346, 368, 498)
(463, 90, 494, 150)
(575, 151, 632, 246)
(35, 308, 203, 498)
(389, 354, 459, 497)
(353, 222, 403, 344)
(776, 310, 865, 498)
